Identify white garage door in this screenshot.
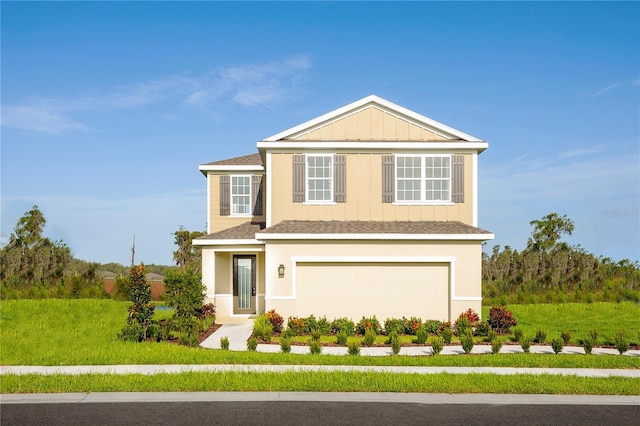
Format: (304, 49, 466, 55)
(295, 262, 449, 322)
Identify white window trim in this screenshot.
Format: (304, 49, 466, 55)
(394, 154, 452, 204)
(230, 174, 252, 217)
(305, 153, 334, 204)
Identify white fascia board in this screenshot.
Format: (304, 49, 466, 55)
(257, 141, 488, 152)
(291, 256, 456, 263)
(262, 95, 484, 142)
(192, 239, 264, 246)
(199, 165, 264, 172)
(255, 233, 495, 241)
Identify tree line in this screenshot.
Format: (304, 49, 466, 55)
(482, 213, 640, 305)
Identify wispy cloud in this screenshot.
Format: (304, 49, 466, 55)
(592, 79, 639, 98)
(1, 55, 312, 134)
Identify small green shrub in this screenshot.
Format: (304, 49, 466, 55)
(614, 330, 629, 355)
(363, 328, 377, 346)
(280, 337, 292, 353)
(286, 316, 306, 335)
(336, 331, 348, 346)
(487, 305, 517, 334)
(474, 321, 491, 337)
(534, 328, 547, 343)
(460, 331, 474, 354)
(430, 336, 444, 355)
(309, 339, 322, 355)
(551, 338, 564, 354)
(384, 318, 405, 335)
(423, 320, 443, 334)
(454, 315, 472, 337)
(441, 327, 452, 344)
(582, 329, 599, 354)
(282, 328, 294, 339)
(331, 317, 355, 336)
(356, 316, 382, 335)
(486, 329, 498, 343)
(491, 338, 502, 354)
(179, 332, 199, 347)
(247, 337, 258, 351)
(265, 309, 284, 334)
(347, 342, 360, 356)
(389, 331, 401, 355)
(415, 325, 428, 344)
(310, 328, 322, 341)
(253, 315, 273, 342)
(521, 336, 532, 353)
(560, 330, 573, 345)
(220, 336, 229, 350)
(512, 328, 523, 343)
(118, 323, 144, 342)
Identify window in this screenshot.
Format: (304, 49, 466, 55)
(231, 175, 251, 215)
(395, 155, 451, 203)
(306, 155, 333, 202)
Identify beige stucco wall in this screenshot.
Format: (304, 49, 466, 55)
(269, 152, 473, 225)
(208, 172, 266, 233)
(291, 106, 450, 141)
(264, 240, 483, 322)
(201, 246, 265, 323)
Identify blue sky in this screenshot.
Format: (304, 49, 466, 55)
(2, 1, 638, 266)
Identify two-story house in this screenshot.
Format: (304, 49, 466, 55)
(193, 95, 494, 324)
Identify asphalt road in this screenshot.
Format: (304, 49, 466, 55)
(3, 402, 639, 426)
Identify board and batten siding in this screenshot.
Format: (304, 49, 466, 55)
(269, 152, 473, 225)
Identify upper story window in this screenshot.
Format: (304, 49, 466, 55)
(395, 155, 451, 203)
(306, 154, 333, 202)
(231, 175, 251, 215)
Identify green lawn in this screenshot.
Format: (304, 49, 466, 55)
(1, 299, 638, 368)
(2, 372, 637, 395)
(484, 303, 640, 345)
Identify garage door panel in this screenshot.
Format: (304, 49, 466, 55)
(296, 262, 449, 321)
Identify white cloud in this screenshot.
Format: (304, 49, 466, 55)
(592, 83, 621, 98)
(1, 55, 312, 134)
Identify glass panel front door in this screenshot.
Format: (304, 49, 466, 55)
(233, 255, 256, 314)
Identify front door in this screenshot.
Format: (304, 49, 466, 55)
(233, 255, 256, 314)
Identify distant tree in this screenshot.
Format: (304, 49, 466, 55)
(172, 226, 205, 272)
(528, 213, 575, 252)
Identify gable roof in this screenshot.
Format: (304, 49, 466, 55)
(199, 153, 264, 175)
(261, 95, 484, 143)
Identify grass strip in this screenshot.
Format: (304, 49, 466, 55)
(1, 372, 638, 395)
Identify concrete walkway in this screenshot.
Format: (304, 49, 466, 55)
(200, 321, 640, 357)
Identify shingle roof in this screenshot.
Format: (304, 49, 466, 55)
(202, 153, 263, 166)
(196, 222, 266, 240)
(259, 220, 492, 235)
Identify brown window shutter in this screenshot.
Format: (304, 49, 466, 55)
(452, 155, 464, 203)
(252, 175, 263, 216)
(333, 154, 346, 203)
(382, 155, 394, 203)
(219, 175, 230, 215)
(292, 154, 305, 203)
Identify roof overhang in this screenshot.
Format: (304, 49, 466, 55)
(254, 233, 495, 241)
(198, 164, 264, 176)
(257, 141, 488, 153)
(192, 239, 264, 246)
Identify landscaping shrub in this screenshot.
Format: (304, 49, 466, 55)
(310, 328, 322, 342)
(441, 327, 452, 344)
(362, 329, 377, 346)
(286, 316, 306, 336)
(347, 342, 360, 356)
(121, 264, 155, 342)
(330, 317, 355, 336)
(512, 328, 523, 343)
(430, 336, 444, 355)
(336, 331, 348, 346)
(220, 336, 229, 350)
(582, 329, 599, 354)
(551, 338, 564, 354)
(309, 339, 322, 355)
(247, 337, 258, 351)
(280, 337, 292, 354)
(438, 321, 452, 334)
(534, 328, 547, 343)
(287, 315, 330, 335)
(491, 338, 502, 354)
(560, 330, 573, 345)
(163, 268, 204, 319)
(486, 329, 498, 343)
(614, 330, 629, 355)
(408, 317, 422, 335)
(474, 321, 491, 337)
(265, 309, 284, 334)
(118, 323, 144, 342)
(487, 305, 517, 334)
(423, 319, 443, 334)
(313, 316, 332, 335)
(454, 315, 472, 337)
(253, 315, 273, 342)
(415, 325, 428, 344)
(388, 331, 401, 355)
(356, 316, 382, 335)
(198, 303, 216, 321)
(521, 336, 532, 353)
(455, 308, 480, 331)
(460, 331, 474, 354)
(179, 331, 199, 348)
(384, 317, 405, 335)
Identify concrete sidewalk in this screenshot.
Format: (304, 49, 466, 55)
(2, 392, 639, 405)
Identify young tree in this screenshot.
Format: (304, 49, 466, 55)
(172, 226, 205, 272)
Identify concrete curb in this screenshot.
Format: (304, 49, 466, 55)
(2, 392, 639, 405)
